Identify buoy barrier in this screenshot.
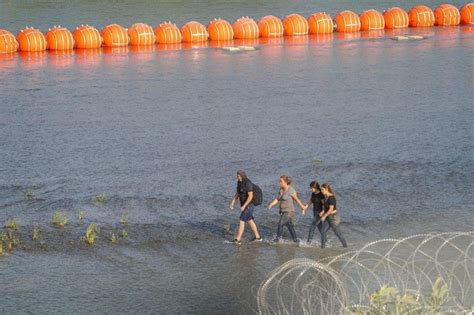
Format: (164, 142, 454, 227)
(335, 10, 361, 32)
(360, 9, 385, 30)
(0, 29, 19, 53)
(435, 4, 461, 26)
(307, 12, 334, 34)
(181, 21, 208, 42)
(128, 23, 155, 46)
(283, 14, 309, 36)
(46, 26, 74, 50)
(383, 7, 409, 29)
(409, 5, 435, 27)
(155, 22, 182, 44)
(460, 3, 474, 24)
(17, 27, 47, 52)
(101, 24, 129, 47)
(208, 18, 234, 41)
(233, 17, 259, 39)
(258, 15, 284, 37)
(73, 25, 102, 49)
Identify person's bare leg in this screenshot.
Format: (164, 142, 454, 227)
(248, 220, 261, 239)
(235, 220, 246, 241)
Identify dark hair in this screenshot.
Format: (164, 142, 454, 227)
(280, 175, 291, 185)
(321, 183, 334, 196)
(310, 181, 320, 190)
(236, 170, 247, 181)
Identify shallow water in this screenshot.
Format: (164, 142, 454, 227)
(1, 0, 473, 313)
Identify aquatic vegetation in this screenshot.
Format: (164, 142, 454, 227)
(78, 210, 85, 224)
(24, 190, 34, 200)
(1, 230, 19, 251)
(0, 240, 3, 256)
(312, 158, 323, 164)
(121, 229, 128, 238)
(83, 223, 99, 245)
(32, 226, 40, 241)
(94, 193, 108, 204)
(222, 224, 231, 235)
(52, 211, 68, 228)
(119, 214, 128, 225)
(110, 232, 118, 244)
(4, 218, 18, 230)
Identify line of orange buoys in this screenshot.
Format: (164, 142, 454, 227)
(0, 3, 473, 53)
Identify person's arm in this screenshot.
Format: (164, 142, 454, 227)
(230, 192, 239, 209)
(321, 204, 336, 221)
(291, 192, 306, 213)
(240, 191, 253, 212)
(267, 197, 279, 209)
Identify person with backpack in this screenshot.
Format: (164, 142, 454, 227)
(229, 170, 263, 245)
(267, 175, 306, 243)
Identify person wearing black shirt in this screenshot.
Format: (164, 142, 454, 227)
(303, 181, 326, 243)
(319, 183, 347, 248)
(229, 170, 262, 244)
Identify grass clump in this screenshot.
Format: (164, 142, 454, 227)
(4, 218, 18, 230)
(120, 214, 128, 226)
(24, 190, 34, 200)
(94, 193, 108, 204)
(78, 210, 85, 224)
(110, 232, 118, 244)
(1, 230, 19, 252)
(223, 224, 231, 235)
(52, 211, 68, 228)
(32, 226, 40, 241)
(121, 229, 128, 238)
(83, 223, 99, 246)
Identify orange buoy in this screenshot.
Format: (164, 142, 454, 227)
(307, 12, 333, 34)
(409, 5, 435, 27)
(45, 26, 74, 50)
(258, 15, 284, 37)
(155, 22, 182, 44)
(181, 21, 208, 42)
(128, 23, 155, 46)
(360, 9, 385, 30)
(101, 24, 129, 47)
(283, 14, 308, 36)
(435, 4, 461, 26)
(383, 7, 409, 29)
(460, 3, 474, 24)
(0, 29, 19, 53)
(233, 17, 259, 39)
(73, 25, 102, 49)
(335, 10, 361, 32)
(207, 18, 234, 41)
(17, 27, 47, 52)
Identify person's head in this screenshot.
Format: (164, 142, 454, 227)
(279, 175, 291, 189)
(236, 170, 247, 182)
(320, 183, 334, 197)
(310, 181, 320, 193)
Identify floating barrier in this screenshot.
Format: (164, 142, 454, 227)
(258, 15, 284, 37)
(128, 23, 155, 46)
(73, 25, 102, 49)
(409, 5, 435, 27)
(45, 26, 74, 50)
(17, 27, 47, 52)
(283, 14, 309, 36)
(384, 7, 409, 29)
(460, 3, 474, 24)
(435, 4, 461, 26)
(233, 17, 259, 39)
(208, 18, 234, 41)
(155, 22, 182, 44)
(307, 12, 333, 34)
(101, 24, 129, 47)
(0, 29, 19, 53)
(181, 21, 208, 42)
(335, 10, 361, 32)
(360, 9, 385, 30)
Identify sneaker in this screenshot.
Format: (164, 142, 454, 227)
(231, 239, 242, 245)
(250, 237, 263, 242)
(272, 238, 280, 243)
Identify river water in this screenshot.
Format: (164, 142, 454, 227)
(0, 0, 473, 313)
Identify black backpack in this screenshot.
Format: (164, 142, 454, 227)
(252, 184, 263, 206)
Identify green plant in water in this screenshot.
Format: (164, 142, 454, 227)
(0, 239, 3, 256)
(120, 214, 128, 226)
(5, 218, 18, 230)
(2, 230, 19, 251)
(32, 226, 40, 241)
(52, 211, 68, 228)
(223, 224, 231, 235)
(94, 193, 108, 204)
(78, 210, 85, 224)
(110, 232, 118, 244)
(121, 229, 128, 238)
(83, 223, 99, 246)
(24, 190, 34, 200)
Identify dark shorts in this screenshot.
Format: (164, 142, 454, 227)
(239, 204, 255, 222)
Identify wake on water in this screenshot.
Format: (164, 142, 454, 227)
(257, 231, 473, 314)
